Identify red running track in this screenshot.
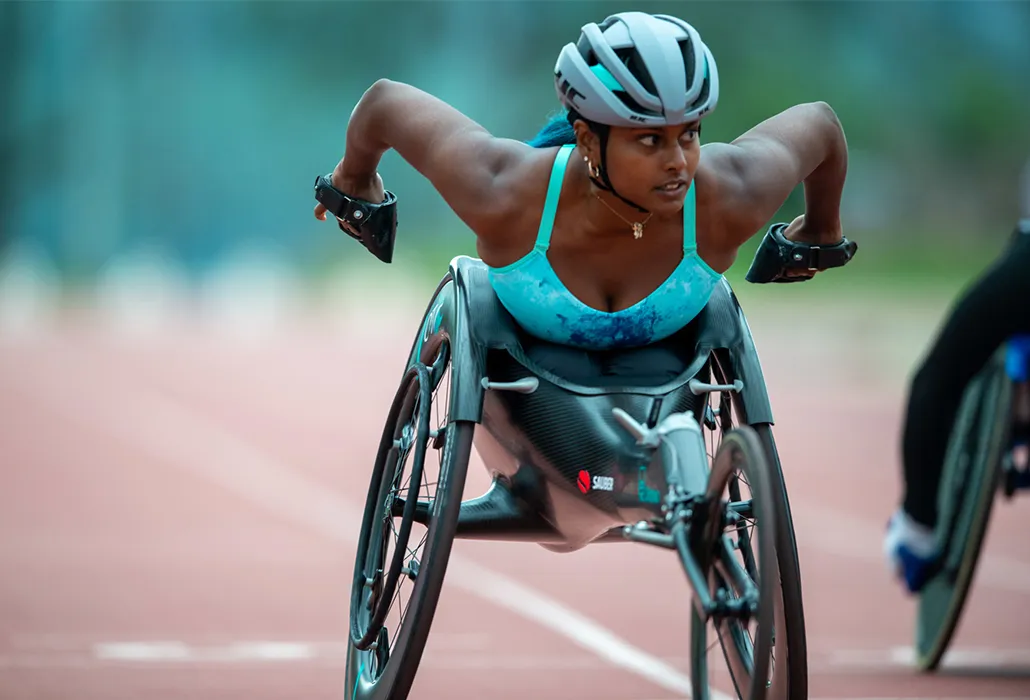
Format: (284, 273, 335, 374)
(1, 306, 1028, 700)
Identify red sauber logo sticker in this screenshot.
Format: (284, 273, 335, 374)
(577, 470, 591, 494)
(577, 470, 613, 493)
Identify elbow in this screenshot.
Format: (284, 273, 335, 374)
(805, 101, 841, 131)
(810, 100, 839, 124)
(360, 78, 398, 109)
(349, 79, 403, 151)
(812, 101, 847, 156)
(358, 79, 416, 115)
(369, 77, 401, 93)
(803, 101, 847, 176)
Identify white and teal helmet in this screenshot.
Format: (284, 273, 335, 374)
(554, 12, 719, 127)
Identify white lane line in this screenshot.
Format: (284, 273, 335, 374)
(92, 642, 683, 670)
(89, 635, 498, 664)
(13, 633, 687, 671)
(0, 643, 691, 672)
(15, 370, 727, 700)
(829, 645, 1030, 669)
(95, 641, 318, 662)
(7, 632, 491, 654)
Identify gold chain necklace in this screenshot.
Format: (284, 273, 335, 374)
(592, 192, 652, 239)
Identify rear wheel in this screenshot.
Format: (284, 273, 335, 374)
(346, 338, 475, 700)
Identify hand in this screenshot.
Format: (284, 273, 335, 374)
(781, 213, 843, 247)
(313, 157, 387, 231)
(778, 214, 844, 280)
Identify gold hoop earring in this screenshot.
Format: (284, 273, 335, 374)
(582, 155, 601, 180)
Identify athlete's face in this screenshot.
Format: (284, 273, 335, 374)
(576, 121, 701, 216)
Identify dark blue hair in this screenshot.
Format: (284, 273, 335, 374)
(527, 110, 578, 148)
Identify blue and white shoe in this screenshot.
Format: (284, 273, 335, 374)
(883, 508, 940, 594)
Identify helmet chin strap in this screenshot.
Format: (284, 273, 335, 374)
(568, 112, 650, 214)
(592, 126, 651, 214)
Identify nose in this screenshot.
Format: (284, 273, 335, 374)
(664, 144, 688, 173)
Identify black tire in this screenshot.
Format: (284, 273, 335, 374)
(350, 363, 432, 651)
(708, 359, 808, 700)
(687, 426, 777, 700)
(915, 350, 1011, 671)
(346, 337, 475, 700)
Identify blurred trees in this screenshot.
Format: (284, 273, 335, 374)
(2, 1, 1027, 281)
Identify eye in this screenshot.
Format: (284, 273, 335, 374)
(638, 134, 660, 147)
(680, 129, 699, 143)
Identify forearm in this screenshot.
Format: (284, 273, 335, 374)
(801, 104, 848, 240)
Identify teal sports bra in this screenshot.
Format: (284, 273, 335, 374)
(486, 144, 723, 350)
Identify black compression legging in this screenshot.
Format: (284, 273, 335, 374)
(901, 227, 1030, 528)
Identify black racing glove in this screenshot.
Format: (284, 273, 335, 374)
(313, 173, 399, 264)
(745, 222, 858, 284)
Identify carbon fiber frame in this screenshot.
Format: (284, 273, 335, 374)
(401, 255, 774, 552)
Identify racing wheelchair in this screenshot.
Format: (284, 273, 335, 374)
(313, 173, 858, 700)
(914, 334, 1030, 671)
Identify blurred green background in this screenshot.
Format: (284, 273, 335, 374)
(2, 0, 1028, 312)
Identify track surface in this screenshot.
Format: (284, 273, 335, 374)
(1, 296, 1028, 700)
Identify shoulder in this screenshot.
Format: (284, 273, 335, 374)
(475, 144, 579, 265)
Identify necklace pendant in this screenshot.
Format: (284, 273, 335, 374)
(632, 223, 643, 239)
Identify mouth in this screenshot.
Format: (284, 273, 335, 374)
(654, 179, 687, 198)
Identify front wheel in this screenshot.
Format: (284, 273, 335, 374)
(686, 426, 777, 700)
(700, 361, 808, 699)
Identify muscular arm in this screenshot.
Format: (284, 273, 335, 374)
(704, 101, 848, 250)
(338, 79, 536, 235)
